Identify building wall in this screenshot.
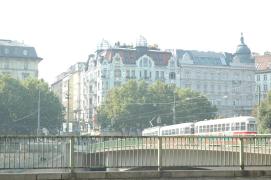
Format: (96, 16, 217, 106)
(0, 40, 42, 80)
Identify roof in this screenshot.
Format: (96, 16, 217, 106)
(255, 55, 271, 71)
(176, 49, 232, 66)
(99, 47, 172, 66)
(0, 39, 42, 60)
(194, 116, 256, 126)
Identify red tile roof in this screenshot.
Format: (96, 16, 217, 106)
(102, 48, 172, 66)
(255, 55, 271, 70)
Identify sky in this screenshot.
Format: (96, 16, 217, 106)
(1, 0, 271, 84)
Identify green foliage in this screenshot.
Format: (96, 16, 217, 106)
(256, 92, 271, 133)
(98, 80, 217, 133)
(0, 76, 63, 135)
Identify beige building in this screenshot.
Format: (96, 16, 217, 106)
(51, 62, 85, 133)
(0, 39, 42, 80)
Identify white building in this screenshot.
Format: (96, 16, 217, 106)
(82, 35, 255, 130)
(255, 53, 271, 103)
(0, 39, 42, 80)
(175, 34, 255, 117)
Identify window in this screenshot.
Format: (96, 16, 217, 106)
(4, 62, 9, 69)
(264, 84, 268, 91)
(155, 71, 159, 79)
(23, 49, 28, 56)
(257, 75, 260, 81)
(218, 124, 221, 132)
(4, 48, 9, 54)
(144, 70, 148, 79)
(114, 69, 121, 78)
(143, 58, 148, 67)
(161, 71, 164, 79)
(24, 62, 28, 70)
(241, 122, 246, 131)
(22, 73, 30, 79)
(184, 71, 190, 79)
(226, 124, 230, 131)
(196, 71, 201, 79)
(222, 124, 225, 131)
(169, 72, 176, 80)
(235, 123, 240, 131)
(264, 74, 267, 81)
(126, 70, 130, 78)
(210, 125, 214, 132)
(131, 70, 135, 78)
(214, 125, 217, 132)
(114, 81, 121, 86)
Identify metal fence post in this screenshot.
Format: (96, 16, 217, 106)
(69, 136, 75, 173)
(157, 137, 162, 171)
(239, 137, 244, 170)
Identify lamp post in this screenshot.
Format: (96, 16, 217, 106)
(37, 89, 41, 135)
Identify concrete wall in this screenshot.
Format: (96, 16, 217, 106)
(0, 170, 271, 180)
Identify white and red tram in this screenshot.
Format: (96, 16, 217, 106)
(194, 116, 257, 135)
(142, 116, 257, 136)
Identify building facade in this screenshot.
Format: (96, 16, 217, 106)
(51, 62, 85, 133)
(0, 39, 42, 80)
(255, 53, 271, 103)
(175, 43, 255, 117)
(82, 35, 255, 131)
(53, 35, 256, 134)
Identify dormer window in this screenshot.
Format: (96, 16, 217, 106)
(23, 50, 28, 56)
(4, 48, 9, 54)
(143, 57, 148, 67)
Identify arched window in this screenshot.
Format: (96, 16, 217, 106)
(169, 72, 176, 80)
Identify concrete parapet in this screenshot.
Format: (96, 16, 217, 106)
(0, 170, 271, 180)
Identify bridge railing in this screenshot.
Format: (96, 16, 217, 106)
(0, 135, 271, 170)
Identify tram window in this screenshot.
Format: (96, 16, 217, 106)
(235, 123, 240, 131)
(172, 129, 176, 135)
(222, 124, 225, 131)
(185, 127, 190, 134)
(180, 128, 184, 134)
(199, 126, 203, 133)
(231, 123, 235, 131)
(161, 131, 164, 135)
(226, 124, 230, 131)
(195, 127, 198, 133)
(214, 124, 218, 132)
(210, 125, 214, 132)
(203, 126, 206, 132)
(248, 124, 256, 132)
(207, 125, 210, 132)
(165, 130, 169, 135)
(218, 124, 222, 132)
(241, 122, 246, 130)
(176, 128, 179, 134)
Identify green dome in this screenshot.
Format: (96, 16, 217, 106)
(235, 33, 251, 55)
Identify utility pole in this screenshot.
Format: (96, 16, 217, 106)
(37, 89, 40, 135)
(66, 80, 70, 133)
(173, 93, 176, 124)
(258, 85, 261, 116)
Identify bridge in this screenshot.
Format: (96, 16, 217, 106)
(0, 135, 271, 179)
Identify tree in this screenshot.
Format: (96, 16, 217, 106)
(0, 75, 28, 134)
(98, 80, 217, 134)
(0, 76, 64, 135)
(256, 91, 271, 133)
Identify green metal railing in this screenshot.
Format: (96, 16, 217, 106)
(0, 135, 271, 171)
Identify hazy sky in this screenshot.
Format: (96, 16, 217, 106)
(1, 0, 270, 84)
